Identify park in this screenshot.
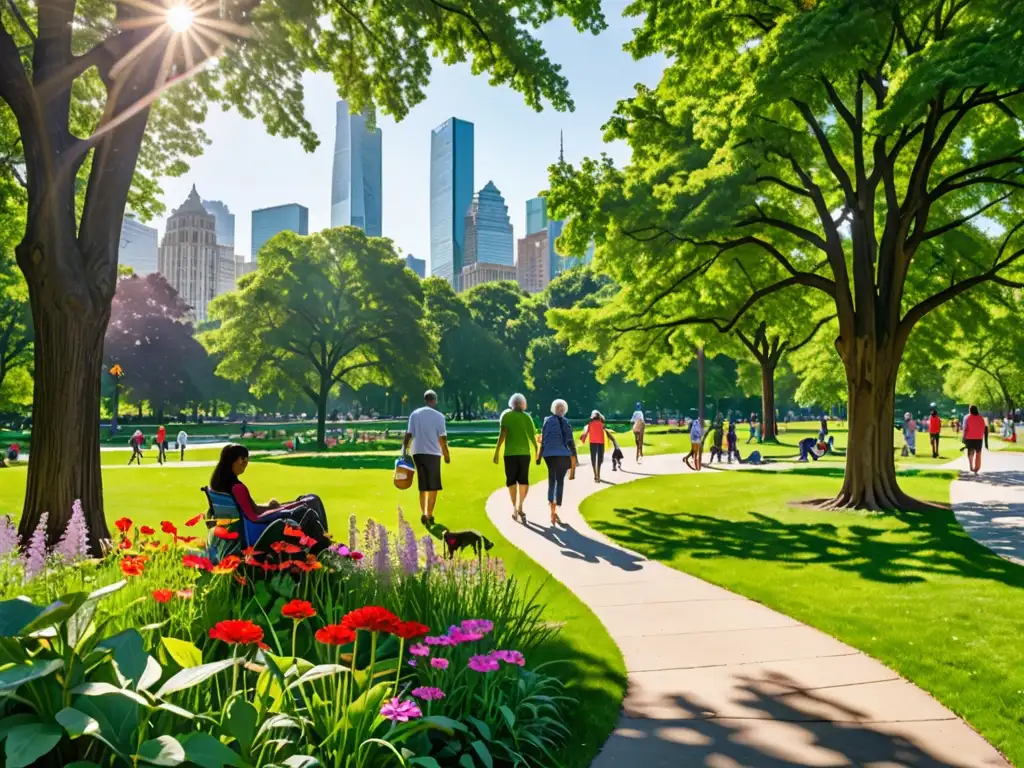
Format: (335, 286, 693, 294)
(1, 1, 1023, 767)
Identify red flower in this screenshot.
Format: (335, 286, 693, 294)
(233, 573, 247, 586)
(209, 619, 264, 646)
(283, 525, 303, 538)
(342, 606, 400, 634)
(119, 537, 133, 550)
(185, 513, 204, 527)
(213, 526, 239, 541)
(175, 535, 198, 544)
(315, 624, 356, 645)
(140, 525, 155, 536)
(350, 551, 364, 561)
(152, 589, 174, 604)
(281, 600, 316, 620)
(182, 554, 213, 571)
(299, 535, 317, 548)
(394, 621, 430, 640)
(271, 541, 303, 554)
(120, 555, 146, 577)
(241, 547, 262, 557)
(213, 555, 241, 574)
(161, 521, 178, 535)
(115, 517, 133, 534)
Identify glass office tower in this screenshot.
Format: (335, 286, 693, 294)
(429, 117, 474, 288)
(526, 196, 548, 236)
(251, 204, 309, 262)
(330, 100, 382, 236)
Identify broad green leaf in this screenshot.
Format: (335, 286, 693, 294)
(138, 655, 163, 691)
(98, 629, 147, 687)
(0, 600, 44, 638)
(64, 763, 102, 768)
(498, 705, 515, 730)
(72, 681, 152, 707)
(421, 715, 468, 734)
(0, 657, 63, 692)
(458, 754, 475, 768)
(5, 722, 63, 768)
(282, 755, 321, 767)
(470, 740, 493, 768)
(137, 734, 186, 766)
(466, 715, 491, 741)
(226, 697, 258, 757)
(156, 658, 236, 697)
(285, 663, 348, 691)
(21, 593, 88, 635)
(409, 758, 442, 768)
(0, 714, 37, 742)
(180, 732, 243, 768)
(156, 702, 196, 720)
(255, 713, 301, 737)
(87, 580, 127, 600)
(160, 637, 203, 669)
(55, 707, 100, 738)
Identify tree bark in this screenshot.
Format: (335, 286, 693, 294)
(18, 257, 111, 551)
(316, 380, 329, 449)
(696, 346, 705, 423)
(760, 359, 778, 444)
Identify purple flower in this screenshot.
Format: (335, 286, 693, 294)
(461, 619, 494, 636)
(447, 626, 484, 644)
(430, 657, 449, 670)
(349, 513, 359, 551)
(412, 686, 445, 701)
(23, 512, 49, 582)
(54, 500, 90, 562)
(407, 659, 417, 667)
(380, 697, 422, 722)
(398, 509, 418, 574)
(425, 635, 456, 647)
(409, 643, 431, 657)
(0, 515, 20, 557)
(374, 523, 391, 573)
(420, 535, 435, 568)
(363, 517, 378, 557)
(491, 650, 526, 667)
(468, 654, 500, 673)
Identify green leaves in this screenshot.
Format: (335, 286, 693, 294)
(156, 658, 238, 697)
(160, 637, 204, 669)
(179, 732, 244, 768)
(137, 735, 186, 766)
(0, 658, 64, 693)
(4, 722, 62, 768)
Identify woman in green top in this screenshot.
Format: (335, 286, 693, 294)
(494, 393, 537, 523)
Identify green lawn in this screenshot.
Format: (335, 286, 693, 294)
(579, 467, 1024, 765)
(0, 447, 624, 768)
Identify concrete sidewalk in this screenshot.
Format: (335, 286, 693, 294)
(949, 450, 1024, 564)
(486, 453, 1008, 767)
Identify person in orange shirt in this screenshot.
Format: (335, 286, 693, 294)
(927, 409, 942, 458)
(580, 410, 615, 483)
(962, 405, 988, 474)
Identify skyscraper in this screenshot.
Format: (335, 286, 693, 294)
(404, 254, 426, 279)
(119, 216, 158, 275)
(516, 230, 549, 294)
(525, 197, 548, 235)
(157, 186, 219, 322)
(429, 117, 474, 288)
(251, 203, 309, 262)
(463, 181, 513, 268)
(202, 199, 235, 247)
(330, 101, 383, 236)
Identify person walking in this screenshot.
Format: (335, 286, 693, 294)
(537, 399, 577, 527)
(128, 430, 144, 465)
(928, 409, 942, 458)
(177, 429, 188, 461)
(685, 416, 705, 471)
(903, 412, 917, 456)
(580, 410, 615, 483)
(156, 425, 167, 465)
(630, 402, 646, 463)
(403, 390, 450, 525)
(962, 404, 988, 475)
(240, 418, 248, 438)
(708, 417, 724, 464)
(726, 420, 739, 463)
(746, 413, 758, 444)
(493, 393, 537, 523)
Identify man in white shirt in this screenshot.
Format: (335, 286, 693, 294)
(403, 390, 450, 525)
(176, 430, 188, 461)
(630, 402, 646, 463)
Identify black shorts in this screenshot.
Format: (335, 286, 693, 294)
(965, 439, 983, 452)
(504, 455, 530, 487)
(413, 454, 443, 492)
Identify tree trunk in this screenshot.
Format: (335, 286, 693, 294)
(18, 288, 111, 552)
(760, 360, 778, 443)
(316, 382, 328, 450)
(828, 336, 917, 510)
(696, 346, 705, 423)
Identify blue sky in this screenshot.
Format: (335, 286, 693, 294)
(154, 1, 665, 270)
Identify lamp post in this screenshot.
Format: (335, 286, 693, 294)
(109, 364, 124, 435)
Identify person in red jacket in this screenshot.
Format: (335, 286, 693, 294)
(962, 404, 988, 474)
(928, 409, 942, 458)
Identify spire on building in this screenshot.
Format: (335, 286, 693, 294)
(559, 130, 564, 163)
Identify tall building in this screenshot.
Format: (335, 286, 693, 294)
(525, 197, 548, 235)
(516, 230, 549, 294)
(404, 254, 426, 279)
(216, 244, 237, 296)
(202, 199, 235, 247)
(119, 216, 158, 275)
(251, 203, 309, 262)
(461, 262, 517, 291)
(463, 181, 513, 269)
(429, 117, 474, 288)
(157, 185, 219, 322)
(330, 101, 383, 236)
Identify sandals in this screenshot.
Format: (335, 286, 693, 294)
(550, 514, 562, 527)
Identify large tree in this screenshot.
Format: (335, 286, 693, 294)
(548, 0, 1024, 509)
(204, 227, 436, 447)
(0, 0, 606, 545)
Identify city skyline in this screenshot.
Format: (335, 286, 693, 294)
(429, 117, 475, 288)
(251, 203, 309, 262)
(149, 9, 664, 273)
(330, 100, 383, 236)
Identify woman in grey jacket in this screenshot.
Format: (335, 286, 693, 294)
(536, 398, 577, 526)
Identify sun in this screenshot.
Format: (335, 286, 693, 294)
(166, 4, 196, 33)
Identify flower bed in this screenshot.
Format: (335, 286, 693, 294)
(0, 505, 573, 767)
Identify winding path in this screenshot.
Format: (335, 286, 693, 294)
(948, 449, 1024, 565)
(486, 453, 1009, 767)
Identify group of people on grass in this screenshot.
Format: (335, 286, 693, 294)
(127, 427, 188, 465)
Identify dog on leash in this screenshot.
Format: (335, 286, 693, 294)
(441, 528, 494, 560)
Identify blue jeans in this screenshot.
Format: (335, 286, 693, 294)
(544, 456, 572, 506)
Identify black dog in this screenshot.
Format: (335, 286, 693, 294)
(441, 529, 494, 560)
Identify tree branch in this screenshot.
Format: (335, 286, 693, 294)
(755, 174, 812, 198)
(785, 313, 837, 353)
(918, 192, 1014, 242)
(790, 98, 856, 206)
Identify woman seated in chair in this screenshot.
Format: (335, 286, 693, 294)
(210, 444, 330, 549)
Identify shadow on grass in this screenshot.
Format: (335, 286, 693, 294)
(253, 454, 399, 470)
(598, 671, 975, 767)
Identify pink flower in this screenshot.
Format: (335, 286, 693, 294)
(491, 649, 526, 667)
(409, 643, 431, 657)
(176, 588, 194, 599)
(408, 659, 417, 667)
(461, 619, 494, 635)
(380, 698, 422, 722)
(447, 627, 484, 644)
(430, 657, 449, 670)
(412, 686, 445, 701)
(425, 635, 456, 647)
(468, 655, 500, 673)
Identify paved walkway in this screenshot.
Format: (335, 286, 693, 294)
(486, 453, 1008, 767)
(949, 449, 1024, 564)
